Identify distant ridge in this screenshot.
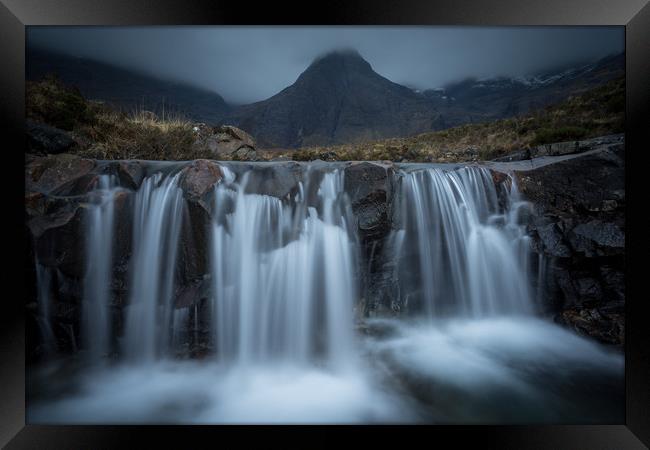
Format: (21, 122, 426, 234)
(27, 47, 232, 124)
(28, 47, 624, 149)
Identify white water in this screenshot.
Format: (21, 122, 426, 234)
(82, 175, 119, 362)
(210, 169, 357, 368)
(394, 167, 534, 317)
(34, 261, 55, 354)
(28, 163, 623, 424)
(123, 172, 185, 362)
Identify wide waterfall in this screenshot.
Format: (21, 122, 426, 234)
(210, 168, 357, 367)
(28, 161, 623, 424)
(393, 166, 534, 318)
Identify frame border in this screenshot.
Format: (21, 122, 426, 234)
(2, 0, 648, 447)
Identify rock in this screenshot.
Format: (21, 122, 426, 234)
(179, 159, 223, 200)
(29, 202, 86, 278)
(569, 220, 624, 255)
(26, 154, 96, 195)
(491, 148, 531, 162)
(241, 162, 303, 199)
(234, 146, 258, 161)
(174, 277, 210, 309)
(533, 140, 580, 157)
(558, 308, 624, 346)
(513, 143, 625, 345)
(344, 162, 395, 239)
(196, 125, 256, 158)
(26, 120, 75, 155)
(535, 222, 572, 257)
(117, 161, 145, 189)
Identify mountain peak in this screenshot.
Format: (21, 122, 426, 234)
(307, 48, 371, 72)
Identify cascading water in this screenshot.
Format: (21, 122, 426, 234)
(82, 175, 119, 361)
(393, 166, 534, 317)
(34, 261, 55, 354)
(29, 161, 623, 425)
(209, 168, 357, 368)
(123, 172, 185, 362)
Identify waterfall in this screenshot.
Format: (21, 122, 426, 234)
(123, 172, 185, 362)
(34, 261, 56, 354)
(210, 168, 357, 367)
(394, 166, 534, 318)
(82, 175, 119, 361)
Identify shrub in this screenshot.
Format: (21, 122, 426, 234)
(26, 75, 95, 130)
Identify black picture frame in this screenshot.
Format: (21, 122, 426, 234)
(2, 0, 648, 447)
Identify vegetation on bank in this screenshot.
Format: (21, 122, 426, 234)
(27, 75, 214, 160)
(27, 74, 624, 162)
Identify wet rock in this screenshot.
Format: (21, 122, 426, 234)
(26, 154, 96, 195)
(242, 162, 303, 199)
(344, 162, 395, 239)
(29, 202, 86, 278)
(179, 159, 223, 200)
(513, 143, 625, 345)
(569, 221, 624, 256)
(558, 308, 624, 346)
(117, 161, 145, 189)
(535, 222, 572, 257)
(26, 120, 75, 155)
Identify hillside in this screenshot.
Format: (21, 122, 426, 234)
(27, 47, 231, 124)
(25, 74, 623, 163)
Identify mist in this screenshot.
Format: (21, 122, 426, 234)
(27, 26, 623, 108)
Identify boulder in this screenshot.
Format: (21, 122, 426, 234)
(242, 162, 303, 199)
(26, 154, 96, 195)
(117, 161, 145, 189)
(179, 159, 223, 200)
(195, 125, 256, 158)
(344, 162, 395, 239)
(26, 120, 75, 155)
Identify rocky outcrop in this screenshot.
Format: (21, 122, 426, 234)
(343, 162, 400, 316)
(511, 140, 625, 345)
(192, 124, 257, 159)
(26, 120, 75, 155)
(26, 153, 96, 195)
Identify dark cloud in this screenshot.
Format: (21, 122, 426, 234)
(27, 26, 624, 104)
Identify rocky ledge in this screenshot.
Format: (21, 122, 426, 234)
(24, 134, 625, 359)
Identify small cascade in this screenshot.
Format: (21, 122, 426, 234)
(34, 262, 56, 354)
(210, 168, 357, 368)
(123, 172, 185, 362)
(82, 175, 119, 362)
(394, 166, 534, 318)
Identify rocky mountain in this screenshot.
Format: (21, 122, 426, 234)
(27, 47, 231, 124)
(28, 47, 624, 149)
(220, 50, 444, 148)
(421, 53, 624, 128)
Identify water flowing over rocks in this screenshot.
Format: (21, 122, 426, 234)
(25, 136, 625, 362)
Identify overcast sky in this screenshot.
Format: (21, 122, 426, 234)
(27, 26, 624, 105)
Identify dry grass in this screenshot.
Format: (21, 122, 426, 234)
(27, 75, 214, 161)
(27, 74, 624, 162)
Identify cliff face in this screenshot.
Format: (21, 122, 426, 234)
(512, 137, 625, 345)
(24, 136, 625, 361)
